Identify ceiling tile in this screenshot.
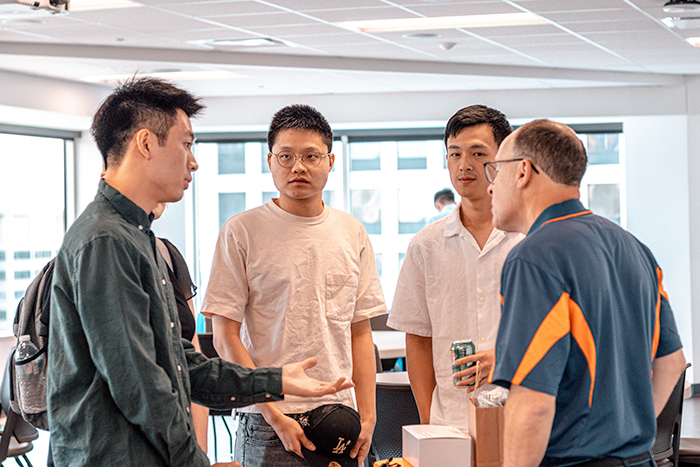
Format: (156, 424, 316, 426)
(305, 6, 417, 23)
(265, 0, 383, 10)
(210, 12, 315, 27)
(160, 1, 283, 17)
(513, 0, 632, 13)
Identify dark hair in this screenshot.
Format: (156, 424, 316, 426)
(513, 119, 588, 186)
(434, 188, 455, 204)
(267, 104, 333, 153)
(444, 105, 511, 147)
(91, 77, 204, 168)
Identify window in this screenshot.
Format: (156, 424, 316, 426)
(14, 271, 31, 280)
(577, 130, 625, 226)
(14, 251, 30, 260)
(191, 125, 623, 309)
(0, 271, 4, 281)
(0, 131, 70, 334)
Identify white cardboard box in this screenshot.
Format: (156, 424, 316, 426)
(402, 424, 472, 467)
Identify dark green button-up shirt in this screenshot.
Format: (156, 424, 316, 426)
(48, 180, 283, 466)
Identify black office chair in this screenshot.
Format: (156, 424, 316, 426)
(369, 381, 420, 463)
(374, 344, 383, 374)
(653, 363, 690, 467)
(0, 349, 38, 467)
(197, 333, 235, 462)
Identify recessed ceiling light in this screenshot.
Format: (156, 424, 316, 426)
(662, 16, 700, 28)
(190, 38, 287, 48)
(68, 0, 142, 12)
(403, 32, 441, 39)
(81, 70, 246, 83)
(686, 36, 700, 46)
(336, 12, 547, 33)
(663, 0, 700, 13)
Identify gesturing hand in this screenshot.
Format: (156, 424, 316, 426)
(282, 357, 354, 397)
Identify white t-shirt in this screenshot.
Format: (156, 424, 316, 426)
(387, 203, 522, 432)
(201, 200, 387, 414)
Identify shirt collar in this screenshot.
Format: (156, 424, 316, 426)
(442, 201, 507, 246)
(443, 201, 464, 237)
(528, 198, 591, 236)
(98, 179, 154, 232)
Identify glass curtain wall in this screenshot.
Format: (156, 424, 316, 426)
(0, 133, 70, 334)
(192, 126, 623, 313)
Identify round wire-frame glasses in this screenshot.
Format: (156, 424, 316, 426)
(270, 151, 331, 168)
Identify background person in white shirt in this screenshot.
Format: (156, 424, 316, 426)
(388, 105, 522, 432)
(428, 188, 456, 224)
(201, 104, 386, 467)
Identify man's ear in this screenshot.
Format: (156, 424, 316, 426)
(134, 128, 154, 160)
(328, 153, 335, 172)
(515, 160, 534, 189)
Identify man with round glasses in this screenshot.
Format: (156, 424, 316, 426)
(201, 104, 386, 467)
(388, 105, 522, 433)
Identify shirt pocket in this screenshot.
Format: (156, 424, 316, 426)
(325, 273, 358, 322)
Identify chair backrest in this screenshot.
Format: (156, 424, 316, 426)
(371, 382, 421, 461)
(374, 344, 382, 374)
(0, 348, 39, 463)
(652, 363, 690, 467)
(370, 314, 392, 331)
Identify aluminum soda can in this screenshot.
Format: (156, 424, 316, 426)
(451, 339, 475, 387)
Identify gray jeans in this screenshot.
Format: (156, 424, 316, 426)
(234, 413, 308, 467)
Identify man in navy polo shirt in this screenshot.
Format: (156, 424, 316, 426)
(486, 119, 686, 467)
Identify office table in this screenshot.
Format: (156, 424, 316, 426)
(376, 370, 410, 386)
(372, 330, 406, 360)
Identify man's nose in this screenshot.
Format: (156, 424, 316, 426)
(459, 157, 474, 171)
(291, 156, 307, 172)
(188, 153, 199, 172)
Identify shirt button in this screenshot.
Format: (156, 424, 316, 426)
(138, 225, 143, 231)
(478, 297, 485, 302)
(478, 256, 484, 261)
(162, 279, 167, 285)
(481, 337, 486, 343)
(265, 394, 271, 399)
(230, 396, 236, 401)
(186, 406, 190, 413)
(177, 365, 182, 372)
(170, 322, 175, 328)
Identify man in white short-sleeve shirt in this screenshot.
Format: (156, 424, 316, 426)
(201, 104, 386, 467)
(388, 105, 522, 432)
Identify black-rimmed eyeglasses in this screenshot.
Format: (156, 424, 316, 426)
(270, 151, 331, 168)
(483, 158, 539, 183)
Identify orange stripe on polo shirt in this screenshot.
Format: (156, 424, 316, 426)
(511, 292, 597, 406)
(542, 210, 592, 226)
(512, 293, 570, 385)
(652, 267, 665, 362)
(569, 300, 597, 406)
